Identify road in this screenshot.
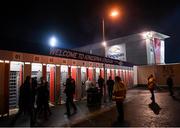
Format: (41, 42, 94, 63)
(73, 89, 180, 127)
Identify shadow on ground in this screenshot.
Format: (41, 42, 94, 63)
(148, 102, 161, 115)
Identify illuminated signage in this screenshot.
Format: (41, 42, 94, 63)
(49, 48, 133, 67)
(106, 44, 126, 61)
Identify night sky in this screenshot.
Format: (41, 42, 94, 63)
(0, 0, 180, 63)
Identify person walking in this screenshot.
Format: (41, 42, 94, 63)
(107, 76, 114, 101)
(166, 75, 174, 96)
(64, 75, 77, 117)
(112, 76, 126, 122)
(147, 74, 156, 103)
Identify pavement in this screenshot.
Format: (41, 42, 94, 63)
(1, 87, 180, 127)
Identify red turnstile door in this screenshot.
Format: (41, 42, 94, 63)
(71, 68, 77, 81)
(50, 67, 55, 104)
(88, 68, 93, 81)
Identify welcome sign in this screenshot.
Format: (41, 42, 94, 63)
(49, 48, 133, 67)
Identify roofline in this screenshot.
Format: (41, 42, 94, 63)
(74, 31, 170, 50)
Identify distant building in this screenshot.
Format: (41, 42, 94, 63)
(74, 31, 170, 65)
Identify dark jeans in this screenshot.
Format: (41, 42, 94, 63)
(108, 86, 113, 101)
(116, 101, 124, 122)
(66, 96, 77, 116)
(150, 89, 155, 103)
(43, 101, 51, 118)
(99, 87, 103, 101)
(168, 85, 174, 96)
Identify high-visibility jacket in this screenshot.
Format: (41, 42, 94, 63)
(112, 81, 126, 102)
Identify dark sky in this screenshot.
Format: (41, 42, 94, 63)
(0, 0, 180, 63)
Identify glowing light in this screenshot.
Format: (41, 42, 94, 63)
(110, 10, 119, 17)
(142, 31, 153, 39)
(5, 60, 9, 63)
(25, 62, 31, 64)
(49, 36, 57, 47)
(102, 41, 107, 47)
(0, 60, 4, 63)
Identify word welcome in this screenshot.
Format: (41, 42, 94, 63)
(49, 48, 133, 66)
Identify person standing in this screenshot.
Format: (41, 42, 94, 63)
(31, 77, 37, 108)
(107, 76, 114, 101)
(112, 76, 126, 122)
(85, 77, 93, 91)
(42, 81, 51, 119)
(36, 77, 45, 116)
(81, 81, 86, 99)
(64, 75, 77, 117)
(166, 75, 174, 96)
(98, 75, 105, 102)
(147, 74, 156, 103)
(12, 76, 34, 126)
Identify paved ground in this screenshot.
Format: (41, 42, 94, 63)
(1, 87, 180, 127)
(73, 88, 180, 127)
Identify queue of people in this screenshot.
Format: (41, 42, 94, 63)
(12, 73, 175, 125)
(11, 76, 51, 126)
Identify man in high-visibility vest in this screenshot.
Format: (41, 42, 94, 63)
(147, 74, 156, 103)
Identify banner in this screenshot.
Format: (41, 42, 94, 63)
(154, 38, 161, 64)
(49, 48, 133, 67)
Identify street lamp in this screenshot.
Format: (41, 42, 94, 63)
(101, 9, 119, 102)
(110, 10, 119, 17)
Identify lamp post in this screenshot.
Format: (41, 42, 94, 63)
(102, 40, 106, 102)
(102, 18, 106, 82)
(101, 9, 119, 102)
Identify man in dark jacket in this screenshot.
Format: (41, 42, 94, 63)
(12, 76, 34, 126)
(107, 76, 114, 101)
(64, 75, 77, 117)
(98, 75, 105, 102)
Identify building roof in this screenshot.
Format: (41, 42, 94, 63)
(74, 31, 170, 50)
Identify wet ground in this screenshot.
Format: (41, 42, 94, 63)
(1, 87, 180, 127)
(74, 89, 180, 127)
